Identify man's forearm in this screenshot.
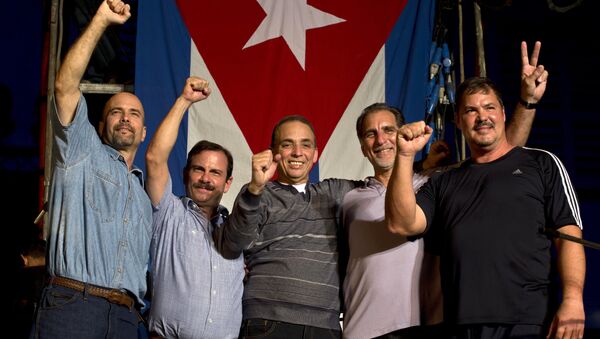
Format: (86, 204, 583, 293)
(386, 154, 424, 236)
(506, 102, 536, 146)
(55, 12, 111, 124)
(146, 96, 191, 165)
(555, 225, 586, 303)
(546, 225, 586, 337)
(145, 96, 192, 205)
(220, 187, 262, 255)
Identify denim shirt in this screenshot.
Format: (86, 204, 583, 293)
(47, 95, 152, 303)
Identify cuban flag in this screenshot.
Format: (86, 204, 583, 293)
(135, 0, 435, 209)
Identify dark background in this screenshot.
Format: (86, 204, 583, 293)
(481, 0, 600, 329)
(452, 0, 600, 331)
(1, 0, 598, 335)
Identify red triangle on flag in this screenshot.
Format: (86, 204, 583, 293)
(177, 0, 408, 153)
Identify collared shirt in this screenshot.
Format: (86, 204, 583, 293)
(47, 95, 152, 303)
(149, 176, 244, 339)
(341, 175, 430, 339)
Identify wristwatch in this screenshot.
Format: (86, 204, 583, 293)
(518, 98, 538, 109)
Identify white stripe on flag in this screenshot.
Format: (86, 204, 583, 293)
(320, 45, 386, 181)
(188, 40, 253, 210)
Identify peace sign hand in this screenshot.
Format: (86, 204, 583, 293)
(521, 41, 549, 104)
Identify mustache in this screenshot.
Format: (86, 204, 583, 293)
(115, 123, 134, 133)
(374, 147, 391, 153)
(192, 182, 215, 191)
(474, 120, 494, 129)
(374, 144, 394, 152)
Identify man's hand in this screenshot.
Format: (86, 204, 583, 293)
(546, 298, 585, 339)
(521, 41, 549, 104)
(423, 140, 451, 170)
(396, 121, 433, 157)
(181, 76, 211, 103)
(97, 0, 132, 26)
(507, 41, 547, 145)
(248, 150, 280, 195)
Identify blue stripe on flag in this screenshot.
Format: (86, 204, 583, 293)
(136, 0, 191, 197)
(386, 0, 435, 125)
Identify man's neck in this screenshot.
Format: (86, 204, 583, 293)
(119, 149, 136, 170)
(471, 140, 514, 164)
(374, 170, 391, 188)
(277, 178, 309, 186)
(199, 204, 217, 220)
(277, 180, 308, 193)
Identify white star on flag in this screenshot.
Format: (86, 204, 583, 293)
(243, 0, 346, 69)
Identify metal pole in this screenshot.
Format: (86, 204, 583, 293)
(457, 0, 466, 161)
(473, 1, 486, 77)
(42, 0, 61, 239)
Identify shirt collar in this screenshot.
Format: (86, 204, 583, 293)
(273, 180, 309, 194)
(103, 144, 145, 186)
(182, 197, 230, 226)
(364, 177, 386, 195)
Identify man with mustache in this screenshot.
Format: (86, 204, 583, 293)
(221, 40, 551, 339)
(385, 76, 585, 338)
(340, 41, 548, 339)
(145, 76, 244, 339)
(37, 0, 152, 337)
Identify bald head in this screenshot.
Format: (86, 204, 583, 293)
(99, 92, 147, 152)
(103, 92, 145, 122)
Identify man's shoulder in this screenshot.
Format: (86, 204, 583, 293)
(419, 161, 464, 181)
(519, 146, 558, 161)
(52, 93, 90, 128)
(311, 178, 363, 198)
(342, 179, 382, 209)
(345, 177, 378, 194)
(316, 177, 362, 188)
(153, 195, 209, 234)
(487, 146, 561, 172)
(154, 192, 187, 216)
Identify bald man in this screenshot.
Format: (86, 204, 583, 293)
(37, 1, 151, 337)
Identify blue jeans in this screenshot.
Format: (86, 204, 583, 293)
(239, 319, 341, 339)
(34, 284, 140, 338)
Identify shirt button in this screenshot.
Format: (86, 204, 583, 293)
(117, 268, 122, 273)
(208, 318, 213, 324)
(213, 265, 217, 270)
(212, 290, 216, 295)
(123, 218, 128, 224)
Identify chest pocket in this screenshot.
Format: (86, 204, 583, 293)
(85, 169, 121, 223)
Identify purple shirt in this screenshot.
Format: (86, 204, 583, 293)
(341, 174, 430, 339)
